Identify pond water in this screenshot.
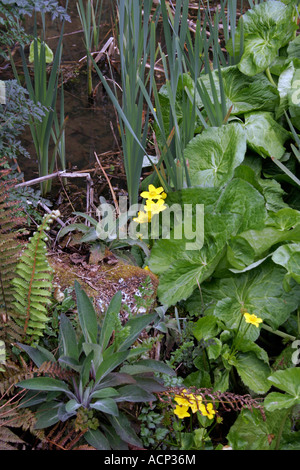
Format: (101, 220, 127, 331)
(19, 0, 120, 187)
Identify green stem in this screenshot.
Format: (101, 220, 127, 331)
(261, 324, 296, 342)
(229, 314, 249, 359)
(265, 67, 276, 87)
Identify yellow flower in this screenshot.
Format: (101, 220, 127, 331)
(133, 209, 151, 224)
(140, 184, 167, 201)
(188, 394, 203, 414)
(174, 390, 203, 413)
(173, 404, 190, 419)
(145, 198, 167, 216)
(174, 393, 189, 407)
(243, 312, 263, 328)
(199, 403, 215, 420)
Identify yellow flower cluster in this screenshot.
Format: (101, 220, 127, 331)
(243, 312, 263, 328)
(133, 184, 167, 224)
(173, 389, 216, 420)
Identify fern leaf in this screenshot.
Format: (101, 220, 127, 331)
(0, 158, 26, 349)
(12, 210, 60, 343)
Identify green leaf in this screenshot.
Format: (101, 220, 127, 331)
(229, 352, 271, 394)
(99, 291, 122, 352)
(227, 407, 288, 450)
(60, 313, 79, 361)
(272, 243, 300, 290)
(193, 316, 220, 341)
(90, 387, 120, 399)
(17, 377, 71, 394)
(184, 123, 246, 188)
(264, 391, 300, 411)
(117, 312, 158, 351)
(90, 398, 119, 416)
(228, 220, 300, 270)
(84, 428, 111, 450)
(120, 359, 175, 376)
(29, 39, 54, 64)
(244, 112, 291, 159)
(267, 367, 300, 397)
(236, 1, 297, 76)
(196, 66, 279, 115)
(197, 259, 300, 332)
(288, 67, 300, 131)
(264, 367, 300, 412)
(287, 34, 300, 60)
(151, 178, 266, 306)
(80, 351, 94, 388)
(276, 61, 295, 119)
(108, 412, 143, 448)
(156, 246, 225, 307)
(65, 399, 81, 413)
(74, 280, 98, 344)
(114, 384, 156, 402)
(58, 223, 90, 239)
(95, 351, 129, 382)
(35, 402, 61, 429)
(17, 343, 56, 367)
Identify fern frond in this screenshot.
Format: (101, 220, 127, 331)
(11, 210, 60, 343)
(0, 390, 45, 450)
(0, 159, 26, 355)
(0, 359, 35, 396)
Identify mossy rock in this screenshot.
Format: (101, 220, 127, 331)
(48, 252, 158, 316)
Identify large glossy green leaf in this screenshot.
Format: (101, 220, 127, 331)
(229, 352, 271, 394)
(151, 178, 267, 306)
(264, 368, 300, 412)
(264, 392, 300, 412)
(288, 67, 300, 130)
(272, 243, 300, 291)
(193, 259, 300, 332)
(184, 123, 246, 188)
(228, 218, 300, 270)
(244, 112, 291, 159)
(234, 1, 297, 76)
(267, 367, 300, 397)
(195, 66, 279, 115)
(193, 316, 220, 341)
(276, 61, 296, 119)
(156, 244, 225, 307)
(227, 407, 290, 450)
